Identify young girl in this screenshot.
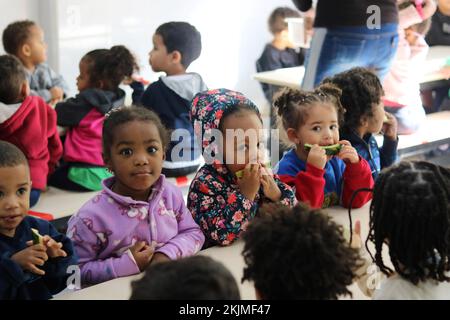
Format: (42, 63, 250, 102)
(67, 107, 205, 286)
(368, 161, 450, 299)
(322, 67, 398, 180)
(188, 89, 295, 247)
(49, 45, 138, 191)
(274, 84, 373, 209)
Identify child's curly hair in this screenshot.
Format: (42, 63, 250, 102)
(242, 203, 362, 299)
(321, 67, 384, 134)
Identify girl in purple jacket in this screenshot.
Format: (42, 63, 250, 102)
(67, 107, 205, 286)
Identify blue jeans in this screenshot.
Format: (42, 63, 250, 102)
(30, 189, 41, 208)
(302, 24, 399, 90)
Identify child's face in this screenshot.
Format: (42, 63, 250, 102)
(438, 0, 450, 14)
(25, 25, 47, 65)
(105, 120, 164, 200)
(0, 165, 31, 237)
(364, 101, 385, 134)
(149, 34, 171, 73)
(220, 112, 265, 174)
(76, 58, 92, 92)
(295, 103, 339, 155)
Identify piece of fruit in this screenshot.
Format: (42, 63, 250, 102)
(31, 228, 44, 245)
(235, 162, 271, 178)
(304, 143, 342, 156)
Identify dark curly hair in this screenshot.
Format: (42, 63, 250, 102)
(130, 255, 241, 300)
(102, 106, 170, 159)
(0, 54, 27, 104)
(367, 161, 450, 285)
(321, 67, 383, 134)
(273, 83, 345, 147)
(82, 45, 139, 91)
(242, 203, 362, 299)
(268, 7, 300, 35)
(2, 20, 35, 55)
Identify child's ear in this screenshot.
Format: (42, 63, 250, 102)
(171, 50, 182, 64)
(20, 80, 30, 99)
(360, 116, 369, 129)
(286, 128, 300, 145)
(21, 43, 32, 58)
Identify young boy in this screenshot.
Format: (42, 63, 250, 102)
(0, 141, 77, 299)
(242, 203, 362, 299)
(2, 20, 69, 104)
(256, 7, 307, 103)
(130, 255, 240, 300)
(132, 21, 206, 177)
(0, 54, 63, 207)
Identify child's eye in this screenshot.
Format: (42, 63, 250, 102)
(330, 124, 338, 130)
(312, 126, 321, 132)
(0, 191, 3, 198)
(120, 148, 133, 157)
(17, 188, 27, 196)
(147, 146, 158, 154)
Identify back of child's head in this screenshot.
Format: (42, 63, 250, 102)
(0, 55, 27, 104)
(268, 7, 300, 35)
(0, 140, 28, 169)
(242, 202, 361, 299)
(130, 255, 241, 300)
(102, 106, 169, 159)
(155, 21, 201, 69)
(273, 84, 345, 146)
(2, 20, 36, 56)
(82, 45, 138, 91)
(321, 67, 383, 134)
(369, 161, 450, 285)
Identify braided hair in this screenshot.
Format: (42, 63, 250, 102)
(273, 83, 345, 147)
(366, 161, 450, 285)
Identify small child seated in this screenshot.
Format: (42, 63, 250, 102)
(368, 161, 450, 299)
(274, 84, 374, 209)
(242, 202, 362, 299)
(130, 255, 241, 300)
(0, 54, 63, 207)
(67, 107, 204, 287)
(322, 67, 399, 180)
(132, 21, 206, 178)
(188, 89, 295, 247)
(49, 45, 138, 192)
(0, 141, 77, 299)
(256, 7, 306, 103)
(2, 20, 69, 104)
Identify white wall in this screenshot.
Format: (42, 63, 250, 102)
(1, 0, 296, 107)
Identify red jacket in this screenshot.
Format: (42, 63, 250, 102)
(0, 96, 62, 190)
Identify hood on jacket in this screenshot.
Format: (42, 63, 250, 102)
(0, 101, 22, 124)
(190, 88, 259, 157)
(68, 88, 125, 115)
(160, 72, 207, 101)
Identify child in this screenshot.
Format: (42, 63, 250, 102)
(130, 255, 241, 300)
(256, 7, 306, 103)
(242, 202, 361, 299)
(188, 89, 295, 247)
(426, 0, 450, 46)
(0, 141, 77, 299)
(368, 161, 450, 299)
(2, 20, 69, 104)
(49, 45, 138, 192)
(132, 21, 206, 177)
(274, 84, 374, 209)
(0, 54, 62, 207)
(322, 67, 399, 180)
(382, 0, 435, 134)
(67, 107, 205, 286)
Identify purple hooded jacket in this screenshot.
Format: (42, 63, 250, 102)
(67, 175, 205, 286)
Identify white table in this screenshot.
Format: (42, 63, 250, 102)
(52, 203, 372, 300)
(252, 46, 450, 88)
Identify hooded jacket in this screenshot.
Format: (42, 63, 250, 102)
(187, 89, 295, 247)
(132, 73, 206, 169)
(67, 175, 205, 286)
(55, 88, 125, 165)
(0, 96, 62, 190)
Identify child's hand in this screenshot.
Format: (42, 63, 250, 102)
(11, 241, 48, 275)
(236, 163, 261, 201)
(49, 86, 64, 104)
(337, 140, 359, 164)
(350, 220, 362, 249)
(130, 241, 154, 271)
(260, 165, 282, 202)
(382, 112, 398, 140)
(149, 252, 170, 266)
(42, 235, 67, 258)
(306, 144, 327, 169)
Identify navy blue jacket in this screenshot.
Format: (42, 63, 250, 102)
(0, 216, 77, 300)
